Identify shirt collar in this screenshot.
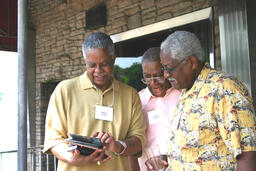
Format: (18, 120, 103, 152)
(80, 72, 93, 90)
(181, 62, 212, 99)
(140, 87, 153, 104)
(140, 86, 175, 104)
(80, 71, 120, 93)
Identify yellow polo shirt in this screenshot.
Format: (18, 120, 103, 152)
(43, 72, 146, 171)
(168, 63, 256, 170)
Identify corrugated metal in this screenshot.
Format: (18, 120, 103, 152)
(219, 0, 251, 93)
(246, 0, 256, 109)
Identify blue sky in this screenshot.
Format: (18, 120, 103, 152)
(115, 56, 142, 68)
(0, 92, 3, 102)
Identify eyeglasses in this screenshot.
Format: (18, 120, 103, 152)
(161, 57, 188, 74)
(141, 75, 165, 84)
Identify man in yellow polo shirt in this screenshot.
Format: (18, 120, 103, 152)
(43, 32, 146, 171)
(160, 31, 256, 171)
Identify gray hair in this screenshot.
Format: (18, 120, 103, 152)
(160, 31, 205, 62)
(141, 47, 160, 64)
(82, 32, 115, 59)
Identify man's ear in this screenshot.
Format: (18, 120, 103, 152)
(189, 56, 199, 71)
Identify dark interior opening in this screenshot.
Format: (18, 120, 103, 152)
(115, 19, 210, 60)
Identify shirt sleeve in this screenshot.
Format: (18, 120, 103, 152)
(126, 88, 147, 157)
(216, 80, 256, 158)
(43, 84, 68, 154)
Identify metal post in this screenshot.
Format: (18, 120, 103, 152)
(46, 154, 48, 171)
(54, 156, 57, 171)
(18, 0, 28, 170)
(31, 150, 34, 171)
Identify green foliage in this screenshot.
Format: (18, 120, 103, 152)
(114, 63, 146, 91)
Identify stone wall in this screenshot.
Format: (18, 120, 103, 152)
(29, 0, 219, 146)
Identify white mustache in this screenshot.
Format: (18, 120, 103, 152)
(167, 77, 177, 84)
(94, 73, 108, 77)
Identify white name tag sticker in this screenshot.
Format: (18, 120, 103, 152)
(95, 105, 113, 122)
(147, 110, 163, 125)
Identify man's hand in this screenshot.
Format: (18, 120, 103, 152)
(93, 132, 143, 156)
(51, 143, 111, 166)
(92, 132, 122, 153)
(145, 155, 168, 171)
(67, 148, 111, 166)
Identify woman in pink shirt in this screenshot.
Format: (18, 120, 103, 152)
(129, 47, 180, 171)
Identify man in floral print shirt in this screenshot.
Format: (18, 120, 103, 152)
(159, 31, 256, 171)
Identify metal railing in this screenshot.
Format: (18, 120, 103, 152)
(0, 146, 57, 171)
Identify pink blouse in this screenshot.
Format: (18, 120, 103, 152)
(138, 87, 180, 171)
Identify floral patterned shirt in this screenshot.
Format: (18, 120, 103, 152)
(168, 63, 256, 171)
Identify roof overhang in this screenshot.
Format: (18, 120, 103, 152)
(0, 0, 17, 52)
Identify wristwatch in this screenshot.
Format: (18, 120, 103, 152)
(114, 140, 127, 155)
